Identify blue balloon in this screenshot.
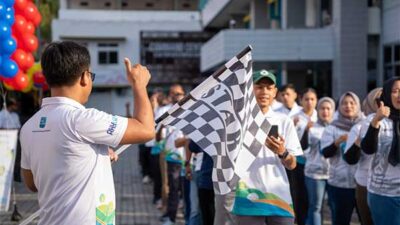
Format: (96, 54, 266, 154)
(0, 2, 6, 18)
(0, 21, 11, 40)
(0, 58, 18, 78)
(0, 37, 16, 55)
(4, 11, 14, 26)
(0, 55, 2, 66)
(3, 0, 15, 8)
(6, 7, 13, 13)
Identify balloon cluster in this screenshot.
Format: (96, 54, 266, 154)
(0, 0, 43, 92)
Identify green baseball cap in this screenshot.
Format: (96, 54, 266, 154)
(253, 70, 276, 84)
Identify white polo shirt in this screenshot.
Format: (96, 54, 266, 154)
(20, 97, 128, 225)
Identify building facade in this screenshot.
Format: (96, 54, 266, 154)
(52, 0, 204, 115)
(52, 0, 400, 112)
(199, 0, 400, 99)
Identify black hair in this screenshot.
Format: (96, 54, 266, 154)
(6, 97, 17, 107)
(300, 88, 317, 99)
(41, 41, 91, 87)
(279, 83, 296, 93)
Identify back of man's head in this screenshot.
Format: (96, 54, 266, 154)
(41, 41, 90, 87)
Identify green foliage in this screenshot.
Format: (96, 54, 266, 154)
(37, 0, 59, 43)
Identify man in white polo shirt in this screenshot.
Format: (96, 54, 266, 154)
(19, 41, 155, 225)
(232, 70, 302, 225)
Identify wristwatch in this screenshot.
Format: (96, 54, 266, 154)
(278, 150, 289, 159)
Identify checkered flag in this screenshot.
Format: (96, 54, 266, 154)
(156, 46, 271, 194)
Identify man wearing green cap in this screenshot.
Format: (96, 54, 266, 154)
(231, 70, 302, 225)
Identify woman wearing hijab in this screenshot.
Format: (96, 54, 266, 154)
(343, 88, 382, 225)
(302, 97, 335, 225)
(361, 78, 400, 225)
(321, 92, 364, 225)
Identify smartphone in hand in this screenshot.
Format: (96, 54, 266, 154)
(268, 125, 279, 139)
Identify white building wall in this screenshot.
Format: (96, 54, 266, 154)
(53, 8, 201, 114)
(201, 28, 334, 71)
(383, 0, 400, 44)
(52, 9, 202, 87)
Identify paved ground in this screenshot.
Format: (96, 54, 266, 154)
(0, 145, 359, 225)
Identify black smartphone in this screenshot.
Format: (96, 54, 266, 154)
(268, 125, 279, 139)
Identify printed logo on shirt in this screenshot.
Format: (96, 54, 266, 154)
(39, 117, 47, 128)
(107, 116, 118, 135)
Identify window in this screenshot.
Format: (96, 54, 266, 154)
(384, 44, 400, 79)
(98, 43, 119, 65)
(80, 1, 88, 6)
(104, 2, 111, 7)
(384, 46, 392, 64)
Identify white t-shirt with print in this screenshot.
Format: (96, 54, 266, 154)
(304, 123, 330, 180)
(321, 125, 357, 188)
(360, 114, 400, 197)
(20, 97, 128, 225)
(232, 109, 303, 217)
(344, 117, 373, 187)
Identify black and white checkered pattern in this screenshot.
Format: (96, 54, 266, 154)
(157, 46, 271, 194)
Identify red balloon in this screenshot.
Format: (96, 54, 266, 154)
(23, 34, 38, 52)
(32, 12, 41, 27)
(3, 78, 15, 88)
(2, 71, 29, 91)
(24, 2, 39, 23)
(33, 71, 45, 85)
(14, 0, 28, 12)
(11, 49, 27, 70)
(14, 15, 27, 35)
(12, 71, 30, 91)
(42, 82, 49, 91)
(26, 21, 35, 34)
(25, 52, 34, 69)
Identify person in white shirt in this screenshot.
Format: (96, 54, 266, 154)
(1, 97, 23, 184)
(19, 41, 155, 225)
(302, 97, 335, 225)
(361, 77, 400, 225)
(343, 88, 382, 225)
(290, 88, 318, 225)
(320, 92, 364, 225)
(275, 83, 302, 117)
(0, 97, 21, 129)
(231, 70, 302, 225)
(156, 84, 185, 214)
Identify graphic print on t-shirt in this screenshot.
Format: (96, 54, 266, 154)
(96, 193, 115, 225)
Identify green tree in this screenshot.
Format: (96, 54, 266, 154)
(37, 0, 59, 43)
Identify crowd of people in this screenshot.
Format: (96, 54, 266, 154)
(13, 41, 400, 225)
(140, 72, 400, 225)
